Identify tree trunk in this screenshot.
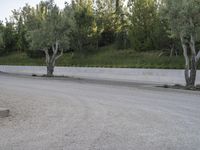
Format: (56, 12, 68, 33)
(188, 56, 197, 86)
(188, 34, 197, 87)
(180, 34, 195, 87)
(43, 41, 63, 77)
(47, 64, 54, 77)
(180, 35, 190, 86)
(181, 33, 198, 87)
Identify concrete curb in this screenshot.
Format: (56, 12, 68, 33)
(1, 66, 200, 85)
(1, 71, 200, 96)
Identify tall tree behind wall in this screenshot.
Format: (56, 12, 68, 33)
(95, 0, 126, 47)
(128, 0, 170, 51)
(3, 21, 17, 53)
(115, 0, 130, 49)
(71, 0, 97, 54)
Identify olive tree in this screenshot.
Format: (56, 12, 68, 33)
(162, 0, 200, 87)
(27, 0, 74, 76)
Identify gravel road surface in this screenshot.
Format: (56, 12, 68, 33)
(0, 73, 200, 150)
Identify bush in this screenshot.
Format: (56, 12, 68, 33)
(98, 30, 116, 47)
(0, 48, 7, 56)
(115, 31, 130, 50)
(26, 50, 45, 58)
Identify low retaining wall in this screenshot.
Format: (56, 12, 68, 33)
(0, 65, 200, 85)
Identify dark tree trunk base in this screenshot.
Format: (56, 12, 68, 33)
(160, 84, 200, 91)
(47, 66, 54, 77)
(185, 56, 197, 87)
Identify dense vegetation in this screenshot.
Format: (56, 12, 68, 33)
(0, 0, 179, 57)
(0, 48, 185, 69)
(0, 0, 199, 85)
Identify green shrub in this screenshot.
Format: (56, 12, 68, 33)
(0, 48, 6, 56)
(26, 50, 45, 58)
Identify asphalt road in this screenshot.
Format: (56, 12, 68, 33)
(0, 73, 200, 150)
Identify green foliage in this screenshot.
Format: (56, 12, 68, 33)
(96, 0, 127, 47)
(128, 0, 170, 51)
(0, 52, 44, 66)
(12, 8, 30, 52)
(162, 0, 200, 47)
(162, 0, 200, 39)
(0, 23, 5, 55)
(26, 50, 45, 58)
(0, 48, 186, 69)
(161, 0, 200, 61)
(71, 0, 97, 53)
(115, 30, 130, 49)
(3, 22, 18, 53)
(0, 0, 184, 64)
(0, 22, 4, 47)
(27, 0, 74, 51)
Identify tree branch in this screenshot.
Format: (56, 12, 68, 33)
(180, 33, 190, 84)
(55, 48, 63, 60)
(180, 34, 189, 68)
(52, 41, 59, 54)
(196, 51, 200, 62)
(52, 49, 63, 66)
(55, 41, 59, 54)
(42, 48, 50, 65)
(189, 33, 196, 56)
(52, 44, 56, 54)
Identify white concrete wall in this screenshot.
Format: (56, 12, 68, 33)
(0, 65, 200, 85)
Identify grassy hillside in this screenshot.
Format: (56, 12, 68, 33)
(0, 48, 186, 69)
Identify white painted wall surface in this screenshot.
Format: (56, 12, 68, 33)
(0, 65, 200, 85)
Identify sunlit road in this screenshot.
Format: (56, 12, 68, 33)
(0, 73, 200, 150)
